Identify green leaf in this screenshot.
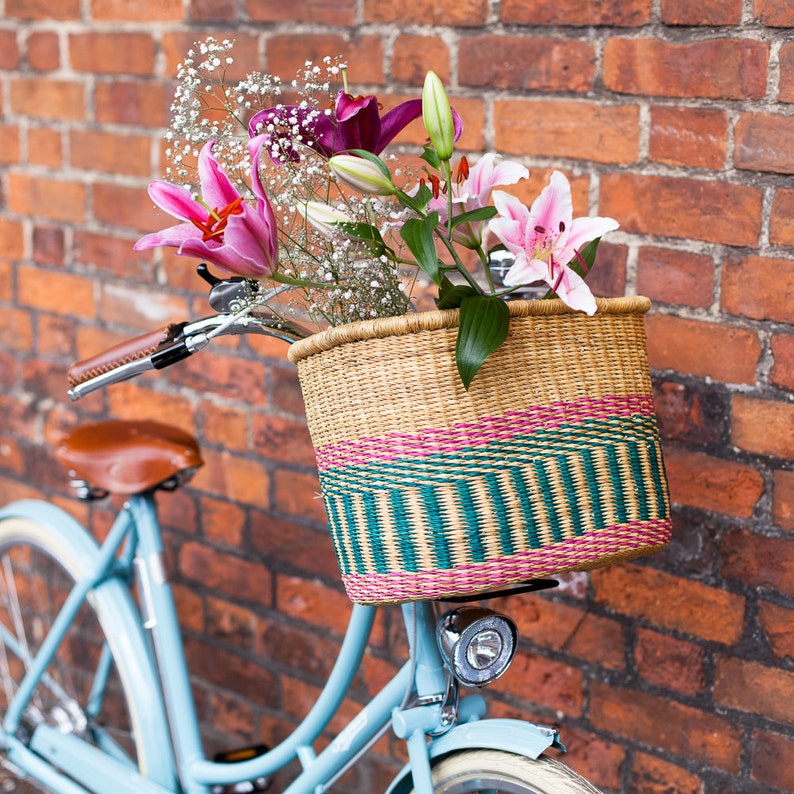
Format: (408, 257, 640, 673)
(569, 237, 601, 280)
(436, 276, 478, 309)
(449, 205, 498, 229)
(455, 295, 511, 390)
(420, 144, 441, 170)
(337, 221, 386, 256)
(400, 213, 441, 284)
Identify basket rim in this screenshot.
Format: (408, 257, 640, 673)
(287, 295, 652, 364)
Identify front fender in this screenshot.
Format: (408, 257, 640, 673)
(385, 718, 564, 794)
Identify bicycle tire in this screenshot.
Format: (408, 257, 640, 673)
(410, 749, 603, 794)
(0, 511, 174, 791)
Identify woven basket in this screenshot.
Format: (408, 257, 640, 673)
(288, 296, 671, 604)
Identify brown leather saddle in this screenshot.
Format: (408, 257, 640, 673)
(55, 420, 203, 498)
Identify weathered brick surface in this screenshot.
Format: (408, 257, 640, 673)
(2, 3, 794, 790)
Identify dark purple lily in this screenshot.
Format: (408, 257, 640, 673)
(249, 89, 463, 163)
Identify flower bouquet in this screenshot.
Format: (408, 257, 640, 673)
(137, 40, 672, 604)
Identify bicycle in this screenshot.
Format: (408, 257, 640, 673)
(0, 266, 603, 793)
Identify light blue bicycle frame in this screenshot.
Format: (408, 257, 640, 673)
(0, 495, 560, 794)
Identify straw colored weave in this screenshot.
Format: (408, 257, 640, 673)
(289, 297, 672, 604)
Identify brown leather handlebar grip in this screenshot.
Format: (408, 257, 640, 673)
(67, 324, 180, 388)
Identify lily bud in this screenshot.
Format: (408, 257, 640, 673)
(298, 200, 352, 237)
(329, 154, 396, 196)
(422, 71, 455, 161)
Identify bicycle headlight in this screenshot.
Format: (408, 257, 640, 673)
(436, 607, 518, 687)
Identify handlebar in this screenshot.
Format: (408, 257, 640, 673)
(67, 266, 309, 401)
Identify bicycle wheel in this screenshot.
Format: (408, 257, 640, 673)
(412, 749, 603, 793)
(0, 513, 173, 790)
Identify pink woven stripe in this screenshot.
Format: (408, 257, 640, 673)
(316, 394, 655, 471)
(342, 517, 673, 604)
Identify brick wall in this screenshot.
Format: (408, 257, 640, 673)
(1, 1, 793, 792)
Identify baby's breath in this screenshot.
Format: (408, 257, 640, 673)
(165, 38, 408, 325)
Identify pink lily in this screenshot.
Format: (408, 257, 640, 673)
(488, 171, 619, 314)
(249, 89, 462, 163)
(134, 140, 278, 278)
(428, 153, 529, 248)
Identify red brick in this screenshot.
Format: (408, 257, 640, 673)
(6, 0, 80, 18)
(92, 181, 162, 233)
(188, 0, 238, 20)
(0, 125, 20, 165)
(10, 78, 86, 121)
(0, 30, 20, 69)
(73, 230, 154, 281)
(36, 315, 73, 358)
(161, 32, 260, 81)
(70, 130, 153, 177)
(251, 414, 315, 468)
(273, 468, 326, 524)
(587, 242, 627, 298)
(649, 106, 728, 169)
(265, 34, 384, 86)
(17, 266, 95, 318)
(732, 396, 794, 459)
(364, 0, 487, 25)
(592, 564, 745, 644)
(206, 596, 257, 650)
(460, 37, 596, 92)
(69, 33, 156, 76)
(630, 752, 705, 794)
(735, 113, 794, 174)
(0, 264, 12, 303)
(501, 0, 650, 25)
(98, 282, 187, 331)
(0, 308, 33, 353)
(715, 655, 794, 724)
(8, 173, 87, 224)
(199, 403, 249, 453)
(664, 446, 763, 517)
(779, 42, 794, 103)
(752, 730, 794, 791)
(771, 334, 794, 392)
(722, 255, 794, 323)
(722, 528, 794, 597)
(95, 80, 172, 127)
(27, 32, 60, 71)
(248, 0, 354, 24)
(391, 35, 450, 85)
(250, 514, 340, 581)
(32, 226, 64, 267)
(185, 636, 277, 707)
(193, 449, 272, 511)
(179, 540, 272, 606)
(276, 575, 352, 635)
(753, 0, 794, 26)
(107, 382, 196, 429)
(604, 38, 768, 99)
(662, 0, 741, 23)
(774, 470, 794, 530)
(635, 628, 706, 696)
(503, 651, 584, 717)
(590, 682, 742, 771)
(601, 173, 762, 246)
(198, 496, 245, 547)
(645, 314, 761, 385)
(91, 0, 183, 20)
(494, 100, 639, 163)
(171, 351, 267, 406)
(0, 218, 25, 259)
(491, 596, 625, 670)
(636, 247, 714, 308)
(27, 128, 62, 169)
(759, 600, 794, 661)
(769, 187, 794, 244)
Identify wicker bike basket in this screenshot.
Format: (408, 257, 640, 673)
(288, 296, 671, 604)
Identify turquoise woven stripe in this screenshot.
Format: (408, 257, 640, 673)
(318, 416, 670, 577)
